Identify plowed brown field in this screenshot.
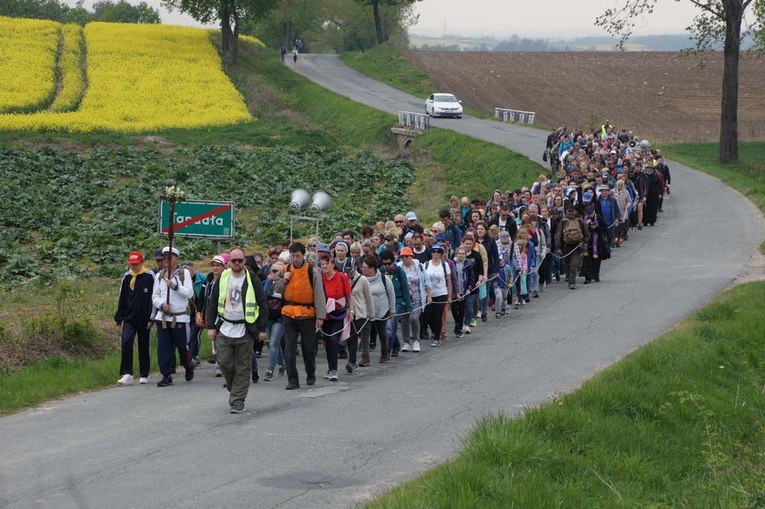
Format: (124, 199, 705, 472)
(404, 51, 765, 143)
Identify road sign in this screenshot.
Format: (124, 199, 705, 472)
(159, 200, 235, 238)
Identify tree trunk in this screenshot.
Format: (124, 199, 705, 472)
(284, 19, 293, 50)
(719, 0, 741, 164)
(231, 2, 239, 65)
(372, 0, 383, 45)
(220, 0, 231, 51)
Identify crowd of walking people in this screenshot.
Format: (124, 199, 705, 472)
(114, 122, 671, 413)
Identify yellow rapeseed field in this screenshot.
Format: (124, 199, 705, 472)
(0, 16, 59, 113)
(49, 24, 85, 113)
(0, 21, 251, 132)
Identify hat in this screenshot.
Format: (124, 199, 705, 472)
(179, 261, 194, 267)
(609, 150, 617, 154)
(220, 253, 230, 265)
(210, 255, 226, 266)
(599, 185, 611, 191)
(431, 243, 444, 253)
(127, 251, 144, 264)
(154, 249, 164, 261)
(585, 204, 595, 214)
(435, 235, 447, 243)
(317, 243, 331, 254)
(405, 212, 417, 221)
(161, 246, 179, 257)
(400, 247, 414, 257)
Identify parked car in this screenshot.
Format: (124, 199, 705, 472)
(425, 93, 463, 118)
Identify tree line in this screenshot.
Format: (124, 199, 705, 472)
(1, 0, 161, 24)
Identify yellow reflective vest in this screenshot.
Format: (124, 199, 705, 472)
(217, 269, 259, 324)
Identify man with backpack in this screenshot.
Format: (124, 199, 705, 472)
(555, 207, 589, 290)
(152, 246, 195, 387)
(276, 242, 326, 390)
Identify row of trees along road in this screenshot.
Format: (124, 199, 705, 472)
(161, 0, 421, 63)
(596, 0, 764, 164)
(0, 0, 161, 24)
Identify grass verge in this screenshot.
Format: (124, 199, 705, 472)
(370, 281, 765, 508)
(662, 142, 765, 253)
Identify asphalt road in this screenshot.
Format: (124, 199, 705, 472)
(1, 55, 763, 509)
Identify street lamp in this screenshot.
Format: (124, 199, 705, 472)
(288, 189, 332, 243)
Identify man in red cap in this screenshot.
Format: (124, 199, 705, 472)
(114, 251, 155, 385)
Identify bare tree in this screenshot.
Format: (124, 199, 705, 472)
(596, 0, 764, 164)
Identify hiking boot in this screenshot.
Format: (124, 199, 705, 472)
(286, 381, 300, 390)
(157, 376, 173, 387)
(412, 340, 421, 352)
(185, 366, 194, 382)
(117, 374, 134, 386)
(306, 375, 316, 386)
(264, 370, 274, 382)
(229, 404, 245, 414)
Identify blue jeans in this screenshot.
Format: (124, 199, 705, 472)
(387, 303, 406, 352)
(463, 293, 476, 325)
(266, 319, 285, 372)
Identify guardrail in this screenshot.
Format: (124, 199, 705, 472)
(398, 111, 430, 131)
(495, 108, 536, 124)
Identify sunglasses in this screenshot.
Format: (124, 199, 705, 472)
(394, 220, 404, 224)
(230, 258, 244, 263)
(382, 261, 394, 266)
(270, 269, 279, 274)
(308, 244, 316, 248)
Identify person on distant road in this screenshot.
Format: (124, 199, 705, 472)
(114, 250, 155, 386)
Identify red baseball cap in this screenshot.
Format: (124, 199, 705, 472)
(127, 251, 144, 264)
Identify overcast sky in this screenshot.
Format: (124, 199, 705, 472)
(413, 0, 700, 38)
(61, 0, 700, 38)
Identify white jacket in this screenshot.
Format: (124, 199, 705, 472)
(152, 268, 194, 323)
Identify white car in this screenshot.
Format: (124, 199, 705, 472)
(425, 93, 463, 118)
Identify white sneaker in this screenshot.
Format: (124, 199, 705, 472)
(138, 377, 149, 384)
(401, 342, 411, 352)
(464, 326, 471, 334)
(412, 340, 421, 352)
(117, 374, 134, 385)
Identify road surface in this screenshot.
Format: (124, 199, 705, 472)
(1, 55, 762, 509)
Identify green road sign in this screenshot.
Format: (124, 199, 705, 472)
(159, 200, 235, 238)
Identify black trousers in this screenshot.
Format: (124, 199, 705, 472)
(120, 321, 151, 377)
(451, 299, 465, 333)
(282, 316, 317, 385)
(156, 321, 191, 377)
(425, 295, 448, 338)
